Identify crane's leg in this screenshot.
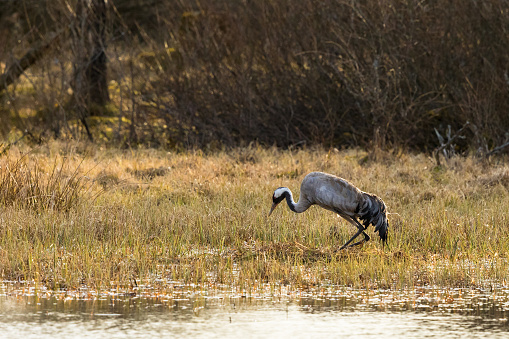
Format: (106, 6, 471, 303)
(345, 232, 370, 248)
(339, 228, 364, 249)
(347, 218, 370, 247)
(338, 216, 370, 250)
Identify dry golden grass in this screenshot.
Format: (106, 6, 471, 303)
(0, 141, 508, 292)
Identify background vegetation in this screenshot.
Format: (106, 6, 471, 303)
(1, 0, 509, 152)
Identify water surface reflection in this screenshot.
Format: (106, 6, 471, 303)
(1, 285, 508, 338)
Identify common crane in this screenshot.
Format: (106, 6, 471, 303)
(269, 172, 389, 249)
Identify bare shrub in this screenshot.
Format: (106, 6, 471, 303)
(1, 0, 509, 151)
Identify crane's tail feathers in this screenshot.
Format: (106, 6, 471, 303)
(374, 220, 389, 245)
(359, 194, 389, 245)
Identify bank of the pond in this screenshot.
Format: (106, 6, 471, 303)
(1, 143, 508, 289)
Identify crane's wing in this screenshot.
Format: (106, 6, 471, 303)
(300, 172, 364, 216)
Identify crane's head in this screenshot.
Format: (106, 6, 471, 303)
(269, 187, 288, 216)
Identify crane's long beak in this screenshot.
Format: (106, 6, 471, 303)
(268, 203, 278, 217)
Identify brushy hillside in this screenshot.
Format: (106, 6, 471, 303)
(0, 142, 508, 291)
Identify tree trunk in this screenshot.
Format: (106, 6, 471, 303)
(87, 0, 109, 109)
(71, 0, 109, 130)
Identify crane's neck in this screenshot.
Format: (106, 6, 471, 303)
(280, 188, 309, 213)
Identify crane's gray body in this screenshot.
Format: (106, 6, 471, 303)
(271, 171, 389, 248)
(299, 172, 363, 216)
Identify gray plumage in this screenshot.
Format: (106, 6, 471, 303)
(269, 172, 389, 249)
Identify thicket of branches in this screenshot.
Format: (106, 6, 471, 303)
(1, 0, 509, 153)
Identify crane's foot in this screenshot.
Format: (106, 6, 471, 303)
(339, 233, 370, 250)
(339, 239, 366, 250)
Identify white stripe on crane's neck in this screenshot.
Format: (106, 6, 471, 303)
(274, 187, 290, 199)
(274, 187, 310, 213)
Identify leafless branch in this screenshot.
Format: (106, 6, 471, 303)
(0, 30, 63, 94)
(434, 121, 470, 166)
(486, 141, 509, 156)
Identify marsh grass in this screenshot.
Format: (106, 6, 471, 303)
(0, 153, 96, 211)
(1, 143, 508, 292)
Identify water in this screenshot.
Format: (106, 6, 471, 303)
(1, 285, 509, 338)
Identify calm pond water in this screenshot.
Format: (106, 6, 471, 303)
(1, 284, 509, 338)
